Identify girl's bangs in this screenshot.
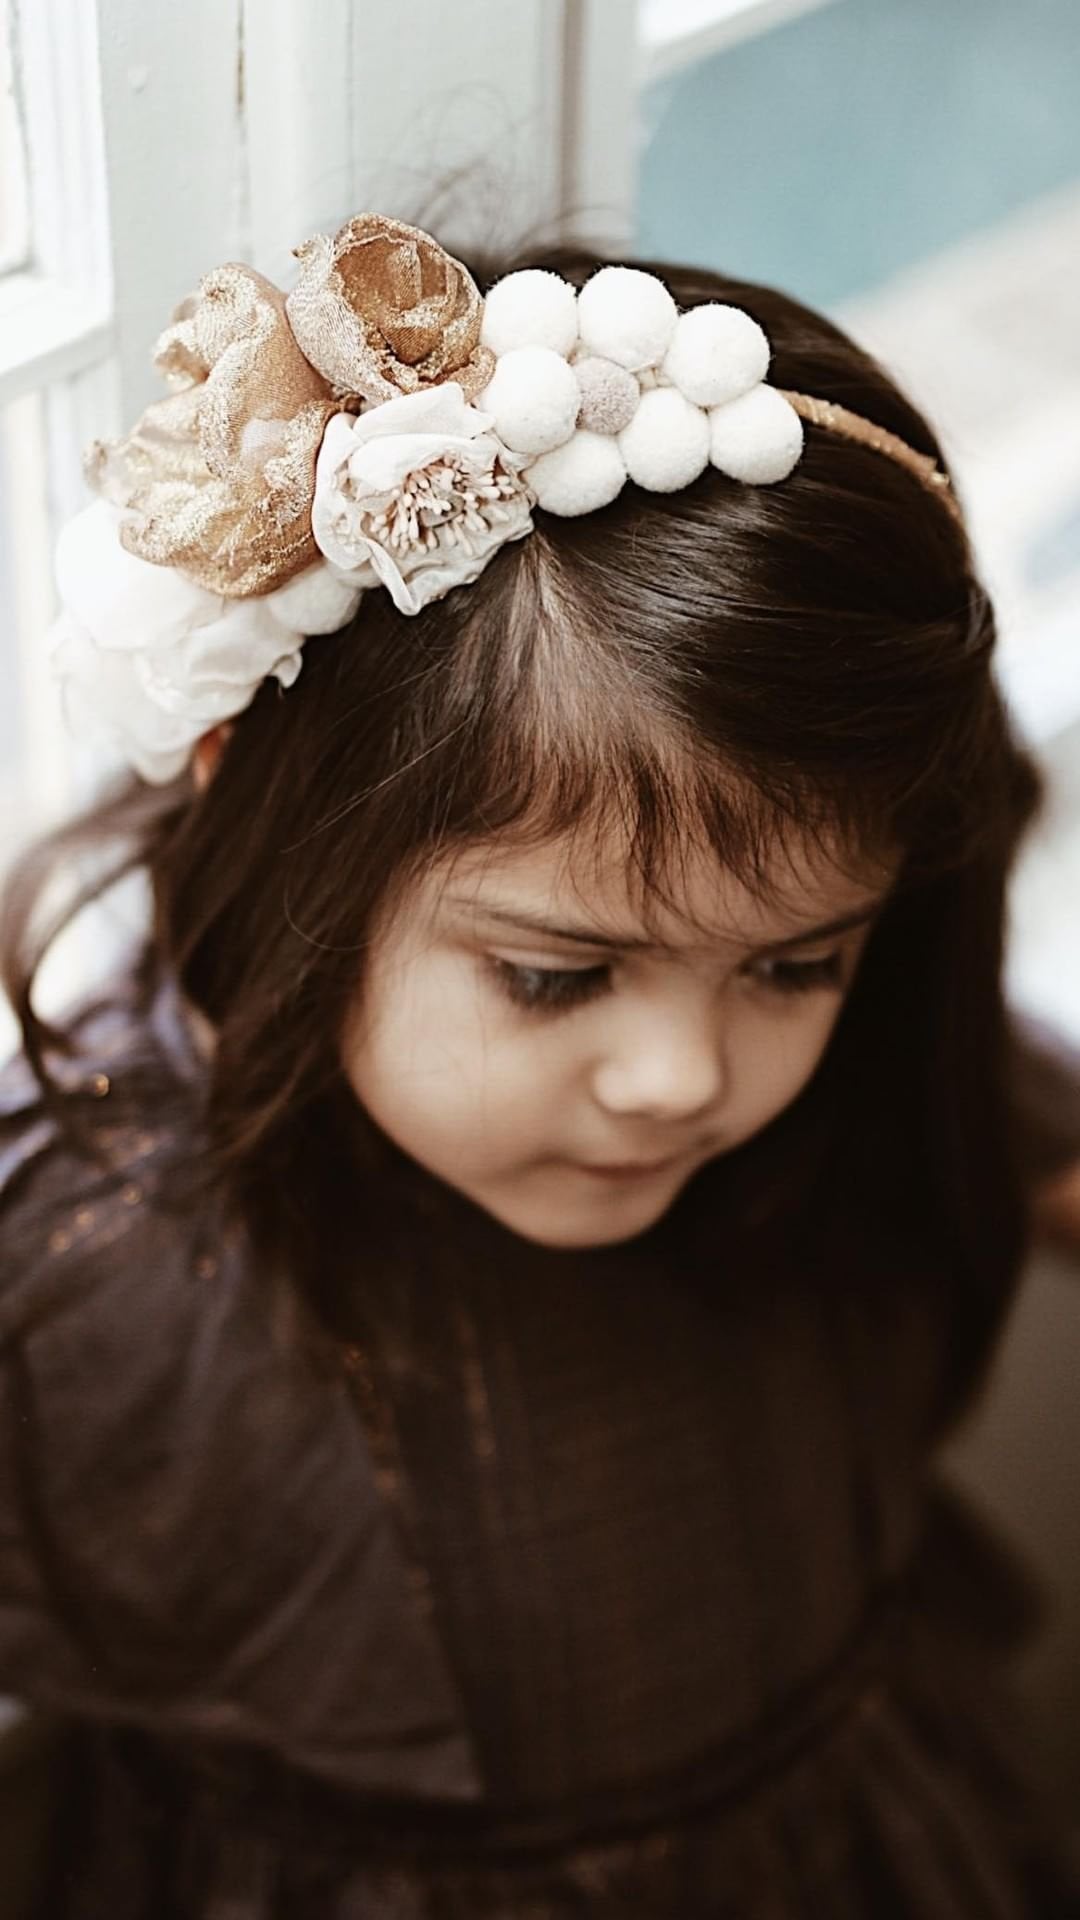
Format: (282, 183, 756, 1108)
(421, 588, 896, 937)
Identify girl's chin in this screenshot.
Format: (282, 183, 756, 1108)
(472, 1173, 687, 1249)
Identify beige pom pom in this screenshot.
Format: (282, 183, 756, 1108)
(574, 357, 641, 435)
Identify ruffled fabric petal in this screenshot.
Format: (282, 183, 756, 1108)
(86, 263, 336, 598)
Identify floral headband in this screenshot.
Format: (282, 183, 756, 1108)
(50, 212, 962, 784)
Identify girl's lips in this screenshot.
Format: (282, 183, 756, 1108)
(575, 1155, 683, 1179)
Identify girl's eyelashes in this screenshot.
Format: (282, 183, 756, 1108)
(485, 958, 611, 1014)
(482, 949, 847, 1017)
(753, 951, 846, 996)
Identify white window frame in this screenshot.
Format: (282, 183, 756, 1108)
(0, 0, 112, 409)
(2, 1, 110, 850)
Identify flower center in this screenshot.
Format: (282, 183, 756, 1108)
(351, 451, 525, 558)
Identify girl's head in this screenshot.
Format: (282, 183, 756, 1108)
(3, 234, 1040, 1416)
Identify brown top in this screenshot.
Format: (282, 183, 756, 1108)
(1, 965, 1079, 1917)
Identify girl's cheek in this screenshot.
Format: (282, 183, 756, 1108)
(733, 1001, 842, 1117)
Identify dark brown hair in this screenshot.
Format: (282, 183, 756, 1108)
(1, 239, 1043, 1433)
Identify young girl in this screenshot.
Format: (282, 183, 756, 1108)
(2, 211, 1080, 1919)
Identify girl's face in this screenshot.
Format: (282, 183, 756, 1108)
(342, 826, 895, 1248)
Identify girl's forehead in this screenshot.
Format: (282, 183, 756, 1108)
(422, 828, 897, 953)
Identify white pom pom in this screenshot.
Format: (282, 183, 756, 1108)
(477, 346, 580, 455)
(264, 560, 364, 633)
(617, 387, 710, 493)
(708, 385, 804, 484)
(480, 270, 579, 357)
(526, 431, 627, 517)
(662, 304, 770, 409)
(573, 356, 640, 435)
(577, 267, 679, 372)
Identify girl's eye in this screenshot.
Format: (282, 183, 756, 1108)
(484, 958, 611, 1015)
(483, 950, 846, 1018)
(751, 951, 845, 996)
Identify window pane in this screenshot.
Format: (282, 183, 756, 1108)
(0, 0, 30, 274)
(0, 387, 59, 868)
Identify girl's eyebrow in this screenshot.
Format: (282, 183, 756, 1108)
(446, 896, 887, 954)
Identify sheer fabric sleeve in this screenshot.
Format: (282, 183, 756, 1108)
(0, 1054, 110, 1714)
(0, 1036, 478, 1801)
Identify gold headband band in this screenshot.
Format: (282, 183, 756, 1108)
(781, 391, 961, 524)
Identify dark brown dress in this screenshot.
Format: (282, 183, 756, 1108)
(1, 966, 1079, 1917)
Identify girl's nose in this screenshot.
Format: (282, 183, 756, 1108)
(590, 998, 726, 1124)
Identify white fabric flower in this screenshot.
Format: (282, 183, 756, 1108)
(310, 382, 534, 616)
(50, 499, 309, 784)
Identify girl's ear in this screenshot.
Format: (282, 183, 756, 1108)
(193, 722, 235, 793)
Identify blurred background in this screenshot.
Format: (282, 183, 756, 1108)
(0, 0, 1078, 1841)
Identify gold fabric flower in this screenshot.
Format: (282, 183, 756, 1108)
(285, 213, 495, 406)
(85, 264, 336, 598)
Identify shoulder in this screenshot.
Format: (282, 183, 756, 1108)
(0, 965, 216, 1350)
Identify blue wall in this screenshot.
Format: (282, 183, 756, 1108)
(637, 0, 1080, 308)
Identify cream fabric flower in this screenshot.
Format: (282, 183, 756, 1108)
(50, 500, 310, 784)
(311, 382, 534, 615)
